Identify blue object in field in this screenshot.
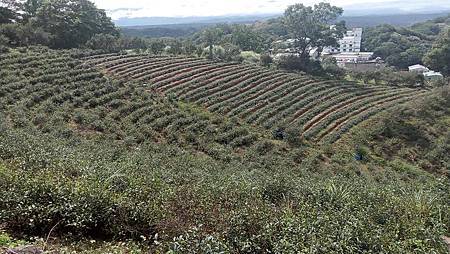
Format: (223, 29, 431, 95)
(355, 153, 363, 161)
(273, 128, 285, 140)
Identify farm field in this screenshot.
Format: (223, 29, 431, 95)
(86, 53, 427, 144)
(0, 49, 283, 161)
(1, 48, 449, 253)
(1, 0, 449, 252)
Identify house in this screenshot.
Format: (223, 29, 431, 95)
(408, 65, 444, 81)
(330, 52, 383, 71)
(332, 52, 374, 63)
(423, 71, 444, 81)
(408, 64, 429, 73)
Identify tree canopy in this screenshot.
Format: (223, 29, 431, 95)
(423, 28, 450, 76)
(363, 24, 433, 69)
(363, 15, 449, 70)
(199, 27, 223, 59)
(0, 0, 118, 49)
(0, 0, 22, 24)
(282, 3, 346, 60)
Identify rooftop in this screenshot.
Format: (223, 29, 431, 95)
(335, 52, 374, 56)
(423, 71, 443, 77)
(408, 64, 428, 70)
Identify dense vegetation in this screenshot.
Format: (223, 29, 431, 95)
(89, 53, 427, 144)
(363, 15, 450, 70)
(0, 1, 449, 253)
(0, 46, 449, 253)
(0, 0, 118, 49)
(122, 23, 212, 38)
(423, 27, 450, 76)
(119, 13, 447, 38)
(0, 48, 288, 161)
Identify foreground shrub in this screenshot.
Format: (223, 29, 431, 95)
(0, 165, 166, 240)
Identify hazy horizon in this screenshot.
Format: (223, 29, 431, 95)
(92, 0, 450, 20)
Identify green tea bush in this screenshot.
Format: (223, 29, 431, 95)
(0, 48, 448, 253)
(166, 227, 229, 254)
(0, 145, 172, 240)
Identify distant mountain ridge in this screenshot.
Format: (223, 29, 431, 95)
(115, 14, 279, 27)
(341, 13, 450, 28)
(120, 12, 450, 38)
(116, 12, 450, 28)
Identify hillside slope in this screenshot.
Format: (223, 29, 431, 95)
(1, 48, 301, 162)
(335, 86, 450, 176)
(0, 48, 448, 253)
(86, 53, 427, 144)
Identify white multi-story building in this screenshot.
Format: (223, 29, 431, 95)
(271, 28, 365, 61)
(324, 28, 363, 54)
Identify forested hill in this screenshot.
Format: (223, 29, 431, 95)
(342, 13, 450, 28)
(363, 14, 450, 70)
(120, 13, 450, 38)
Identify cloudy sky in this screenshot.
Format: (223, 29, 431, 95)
(92, 0, 450, 19)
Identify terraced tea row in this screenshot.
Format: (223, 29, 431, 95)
(1, 50, 267, 160)
(88, 54, 427, 143)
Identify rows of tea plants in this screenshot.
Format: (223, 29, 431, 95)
(1, 49, 448, 253)
(89, 54, 428, 143)
(0, 49, 271, 161)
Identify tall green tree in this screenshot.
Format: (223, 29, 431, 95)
(423, 28, 450, 76)
(226, 24, 266, 52)
(283, 3, 346, 61)
(0, 33, 9, 52)
(22, 0, 42, 21)
(149, 39, 165, 55)
(200, 27, 223, 59)
(0, 22, 51, 47)
(222, 43, 242, 62)
(33, 0, 118, 48)
(166, 39, 183, 55)
(85, 33, 119, 52)
(182, 39, 196, 56)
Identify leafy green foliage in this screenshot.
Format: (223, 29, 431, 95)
(363, 15, 450, 70)
(0, 47, 448, 253)
(347, 68, 425, 87)
(194, 23, 269, 55)
(0, 0, 118, 49)
(368, 87, 450, 175)
(283, 3, 345, 60)
(33, 0, 118, 48)
(363, 24, 432, 69)
(423, 27, 450, 76)
(0, 231, 27, 249)
(411, 14, 450, 36)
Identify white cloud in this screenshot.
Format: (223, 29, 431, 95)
(92, 0, 450, 20)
